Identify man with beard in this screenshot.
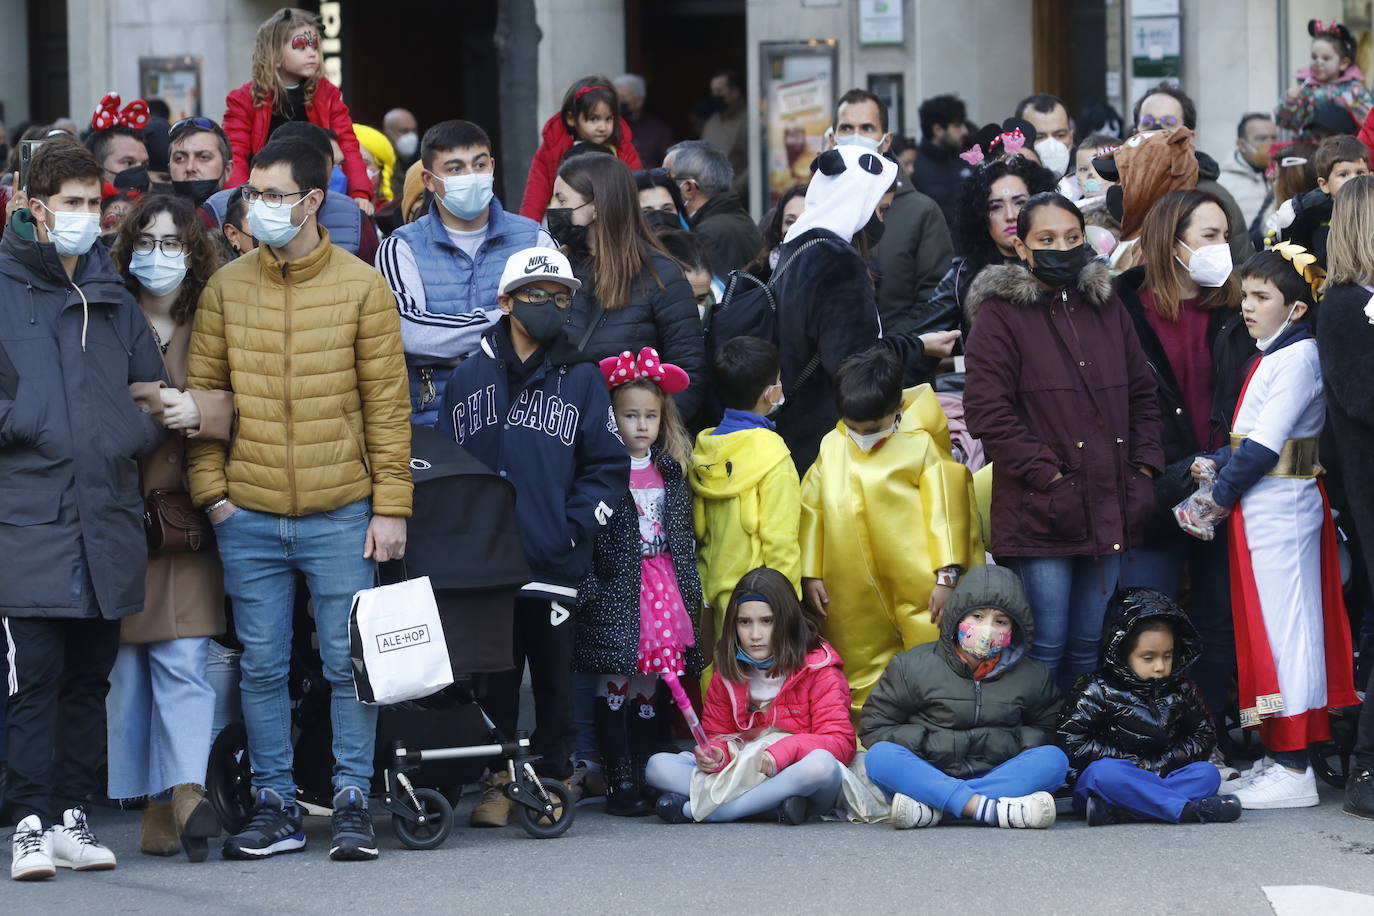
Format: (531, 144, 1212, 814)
(913, 94, 972, 229)
(168, 118, 232, 211)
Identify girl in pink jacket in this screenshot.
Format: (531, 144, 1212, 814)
(645, 567, 856, 823)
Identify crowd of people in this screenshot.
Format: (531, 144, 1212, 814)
(2, 6, 1374, 882)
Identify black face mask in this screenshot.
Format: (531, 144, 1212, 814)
(644, 210, 679, 231)
(172, 178, 220, 206)
(546, 207, 590, 250)
(112, 165, 150, 193)
(1026, 244, 1092, 289)
(510, 300, 570, 344)
(861, 212, 886, 246)
(705, 95, 727, 115)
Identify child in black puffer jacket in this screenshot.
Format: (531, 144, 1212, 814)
(1056, 587, 1241, 825)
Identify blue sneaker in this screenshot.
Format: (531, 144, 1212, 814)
(329, 787, 378, 861)
(222, 789, 305, 860)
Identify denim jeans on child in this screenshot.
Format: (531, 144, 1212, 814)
(1122, 531, 1233, 729)
(1074, 757, 1220, 822)
(998, 555, 1121, 690)
(865, 742, 1069, 818)
(645, 749, 842, 822)
(214, 498, 377, 801)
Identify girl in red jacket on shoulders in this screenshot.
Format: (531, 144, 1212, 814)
(645, 567, 856, 824)
(223, 7, 375, 214)
(520, 76, 641, 221)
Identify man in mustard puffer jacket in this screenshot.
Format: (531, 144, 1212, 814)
(186, 137, 412, 864)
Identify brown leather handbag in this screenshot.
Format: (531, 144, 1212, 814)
(144, 489, 215, 553)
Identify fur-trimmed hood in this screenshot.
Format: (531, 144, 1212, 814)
(964, 257, 1114, 322)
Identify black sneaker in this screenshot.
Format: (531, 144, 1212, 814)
(222, 789, 305, 860)
(1084, 796, 1129, 827)
(1185, 794, 1242, 823)
(777, 795, 809, 826)
(654, 792, 692, 824)
(329, 787, 378, 861)
(1344, 768, 1374, 820)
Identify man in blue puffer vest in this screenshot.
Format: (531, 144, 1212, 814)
(378, 120, 554, 425)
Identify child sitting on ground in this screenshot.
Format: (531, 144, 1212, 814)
(861, 565, 1067, 829)
(1279, 134, 1369, 268)
(645, 567, 855, 824)
(1057, 587, 1242, 825)
(801, 348, 982, 722)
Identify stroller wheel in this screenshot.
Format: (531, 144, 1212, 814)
(206, 722, 254, 835)
(391, 788, 453, 850)
(511, 777, 574, 839)
(1312, 741, 1353, 789)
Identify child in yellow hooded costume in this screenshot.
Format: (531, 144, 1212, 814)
(690, 339, 802, 663)
(801, 350, 983, 721)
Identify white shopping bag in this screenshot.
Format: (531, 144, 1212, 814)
(348, 576, 453, 704)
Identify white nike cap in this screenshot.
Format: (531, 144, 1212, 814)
(498, 247, 582, 296)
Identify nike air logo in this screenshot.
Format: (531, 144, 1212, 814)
(525, 255, 552, 274)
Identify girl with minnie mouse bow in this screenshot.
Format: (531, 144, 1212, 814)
(572, 347, 704, 816)
(1276, 19, 1374, 132)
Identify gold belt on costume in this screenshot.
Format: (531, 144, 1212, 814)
(1229, 434, 1322, 479)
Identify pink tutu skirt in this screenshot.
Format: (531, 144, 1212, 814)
(637, 553, 695, 676)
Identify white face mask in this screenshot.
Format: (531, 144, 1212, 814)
(1177, 241, 1233, 288)
(1255, 301, 1300, 351)
(836, 133, 882, 153)
(846, 414, 900, 453)
(130, 248, 187, 297)
(435, 172, 494, 220)
(395, 132, 419, 158)
(248, 194, 311, 249)
(1034, 137, 1071, 177)
(37, 203, 101, 257)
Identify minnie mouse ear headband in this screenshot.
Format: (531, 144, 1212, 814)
(91, 92, 150, 132)
(959, 124, 1031, 166)
(1309, 19, 1356, 54)
(599, 347, 690, 394)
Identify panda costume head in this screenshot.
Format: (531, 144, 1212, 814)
(784, 144, 898, 246)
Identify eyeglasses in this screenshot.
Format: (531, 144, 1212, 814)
(512, 288, 573, 308)
(240, 185, 312, 208)
(132, 237, 185, 255)
(1137, 114, 1181, 130)
(290, 32, 319, 50)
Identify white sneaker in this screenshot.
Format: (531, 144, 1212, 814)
(50, 808, 116, 871)
(889, 793, 942, 829)
(1219, 756, 1273, 793)
(10, 815, 54, 881)
(1210, 748, 1240, 782)
(994, 791, 1057, 829)
(1228, 764, 1320, 810)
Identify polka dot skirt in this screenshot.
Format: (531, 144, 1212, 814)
(637, 553, 695, 676)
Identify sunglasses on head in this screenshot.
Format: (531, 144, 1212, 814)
(290, 32, 319, 51)
(170, 116, 217, 138)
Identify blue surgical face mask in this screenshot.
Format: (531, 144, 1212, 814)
(836, 133, 882, 153)
(37, 203, 101, 257)
(1081, 177, 1103, 195)
(130, 248, 187, 296)
(328, 165, 348, 195)
(248, 193, 313, 249)
(434, 171, 495, 220)
(735, 647, 774, 670)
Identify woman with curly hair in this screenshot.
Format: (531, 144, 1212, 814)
(105, 193, 235, 862)
(919, 155, 1056, 338)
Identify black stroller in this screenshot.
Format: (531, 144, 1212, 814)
(206, 425, 575, 848)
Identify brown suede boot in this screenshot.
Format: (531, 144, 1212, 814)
(140, 800, 180, 856)
(172, 784, 221, 863)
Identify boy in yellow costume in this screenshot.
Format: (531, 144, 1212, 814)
(691, 338, 802, 663)
(801, 349, 982, 721)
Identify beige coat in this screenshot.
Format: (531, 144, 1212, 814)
(122, 320, 233, 645)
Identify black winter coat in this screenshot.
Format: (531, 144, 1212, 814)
(860, 565, 1063, 778)
(1115, 266, 1255, 536)
(565, 250, 707, 422)
(690, 192, 763, 277)
(912, 139, 972, 230)
(1056, 587, 1215, 784)
(871, 174, 954, 337)
(771, 228, 926, 473)
(0, 212, 166, 619)
(573, 445, 704, 677)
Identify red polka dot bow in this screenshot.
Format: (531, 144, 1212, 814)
(599, 347, 690, 394)
(90, 92, 150, 132)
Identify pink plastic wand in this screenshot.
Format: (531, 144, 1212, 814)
(661, 668, 710, 751)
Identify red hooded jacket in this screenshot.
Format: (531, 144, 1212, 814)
(700, 642, 856, 773)
(223, 77, 372, 200)
(519, 112, 641, 221)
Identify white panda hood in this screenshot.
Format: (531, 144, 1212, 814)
(783, 145, 898, 245)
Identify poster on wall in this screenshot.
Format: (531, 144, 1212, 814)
(760, 40, 838, 210)
(139, 57, 202, 120)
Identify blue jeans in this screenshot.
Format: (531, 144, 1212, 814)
(1122, 532, 1234, 730)
(1074, 758, 1220, 823)
(999, 555, 1121, 691)
(214, 498, 377, 801)
(644, 749, 843, 822)
(206, 638, 242, 746)
(865, 742, 1068, 818)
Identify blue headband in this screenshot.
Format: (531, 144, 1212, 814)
(737, 593, 769, 605)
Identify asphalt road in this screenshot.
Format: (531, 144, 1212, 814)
(7, 780, 1373, 915)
